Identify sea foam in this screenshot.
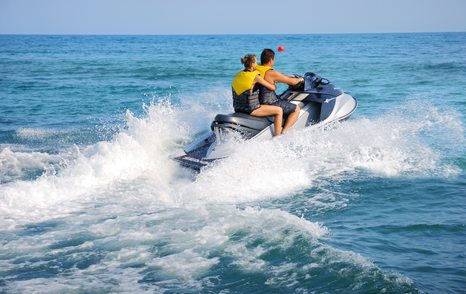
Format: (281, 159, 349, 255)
(0, 98, 463, 228)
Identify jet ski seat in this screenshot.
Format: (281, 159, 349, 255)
(211, 113, 272, 131)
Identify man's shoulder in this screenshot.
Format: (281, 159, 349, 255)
(267, 68, 283, 77)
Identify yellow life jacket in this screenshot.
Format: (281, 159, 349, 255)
(255, 65, 273, 79)
(232, 70, 259, 96)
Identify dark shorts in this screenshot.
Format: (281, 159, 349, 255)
(274, 99, 297, 117)
(234, 104, 260, 115)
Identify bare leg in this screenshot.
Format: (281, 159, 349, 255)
(250, 105, 283, 136)
(281, 105, 301, 135)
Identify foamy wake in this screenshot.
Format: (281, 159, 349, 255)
(1, 97, 457, 292)
(0, 98, 463, 228)
(0, 147, 66, 184)
(0, 101, 190, 228)
(1, 204, 330, 292)
(2, 203, 414, 293)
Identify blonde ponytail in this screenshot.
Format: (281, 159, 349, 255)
(241, 54, 257, 71)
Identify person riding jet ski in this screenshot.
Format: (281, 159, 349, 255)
(256, 48, 304, 135)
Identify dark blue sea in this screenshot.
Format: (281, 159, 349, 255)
(0, 33, 465, 293)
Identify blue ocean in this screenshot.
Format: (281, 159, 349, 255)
(0, 33, 465, 293)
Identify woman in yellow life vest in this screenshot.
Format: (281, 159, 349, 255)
(231, 54, 283, 136)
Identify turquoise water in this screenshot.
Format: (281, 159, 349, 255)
(0, 33, 465, 293)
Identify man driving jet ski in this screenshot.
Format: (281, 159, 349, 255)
(255, 48, 304, 134)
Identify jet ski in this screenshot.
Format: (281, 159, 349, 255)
(173, 72, 358, 171)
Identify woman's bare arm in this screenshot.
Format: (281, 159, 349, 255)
(254, 75, 276, 91)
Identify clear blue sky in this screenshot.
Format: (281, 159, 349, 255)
(1, 0, 465, 35)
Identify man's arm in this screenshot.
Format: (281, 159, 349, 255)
(268, 70, 303, 86)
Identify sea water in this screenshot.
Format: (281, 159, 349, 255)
(0, 33, 465, 293)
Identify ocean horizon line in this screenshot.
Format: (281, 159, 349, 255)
(1, 31, 465, 37)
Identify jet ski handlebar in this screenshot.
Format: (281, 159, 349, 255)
(288, 72, 331, 91)
(288, 74, 305, 91)
(304, 72, 330, 88)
